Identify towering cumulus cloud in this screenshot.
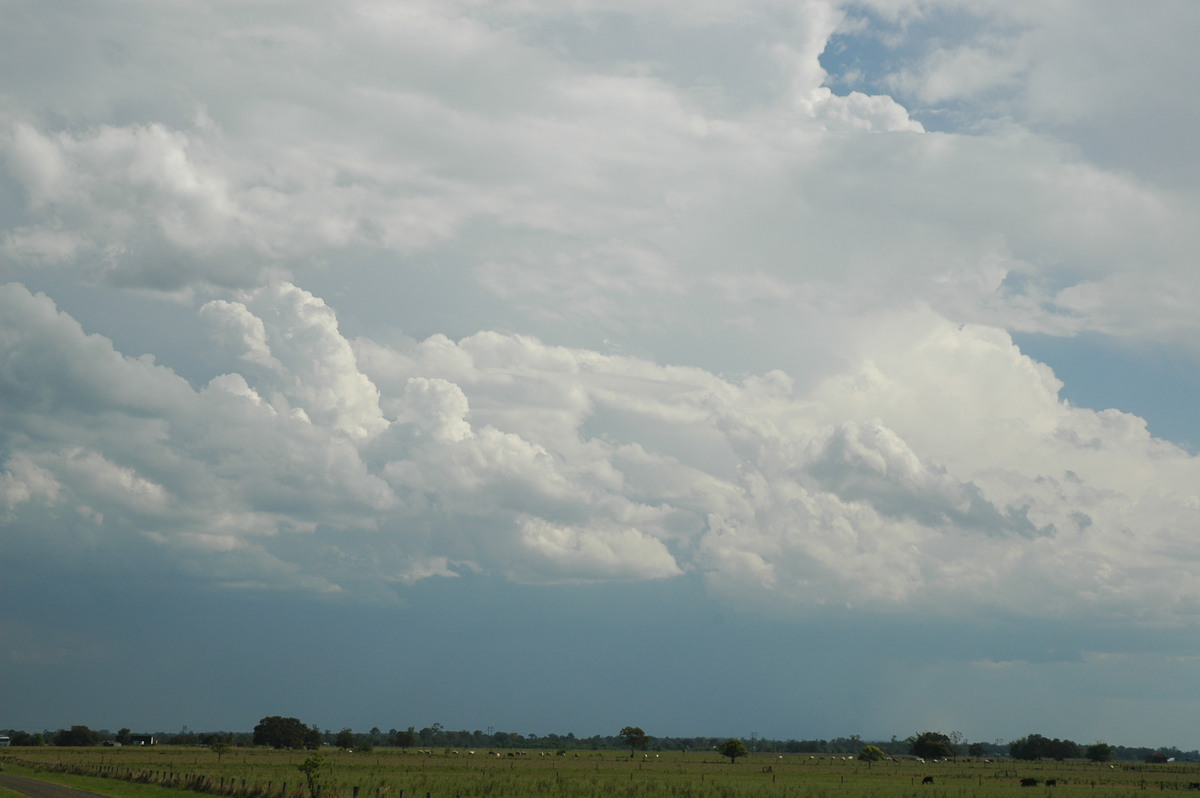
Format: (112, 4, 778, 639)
(3, 283, 1197, 623)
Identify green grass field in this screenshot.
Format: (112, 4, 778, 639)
(4, 747, 1199, 798)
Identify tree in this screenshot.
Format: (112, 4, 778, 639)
(910, 732, 954, 760)
(54, 726, 100, 746)
(9, 731, 44, 746)
(1010, 734, 1079, 761)
(620, 726, 649, 756)
(1008, 735, 1039, 760)
(858, 745, 886, 762)
(211, 741, 231, 762)
(719, 738, 749, 763)
(390, 728, 416, 749)
(254, 716, 321, 749)
(1086, 742, 1114, 762)
(297, 752, 324, 797)
(968, 742, 986, 757)
(335, 728, 355, 749)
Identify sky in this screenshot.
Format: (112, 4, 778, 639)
(2, 0, 1200, 750)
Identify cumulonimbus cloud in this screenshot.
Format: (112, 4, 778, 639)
(2, 0, 1200, 633)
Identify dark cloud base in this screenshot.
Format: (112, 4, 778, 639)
(3, 568, 1192, 747)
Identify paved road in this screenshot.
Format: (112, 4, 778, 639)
(0, 774, 109, 798)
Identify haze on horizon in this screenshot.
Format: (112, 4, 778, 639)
(3, 0, 1200, 749)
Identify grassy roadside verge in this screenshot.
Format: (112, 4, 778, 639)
(0, 763, 204, 798)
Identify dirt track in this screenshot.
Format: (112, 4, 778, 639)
(0, 774, 110, 798)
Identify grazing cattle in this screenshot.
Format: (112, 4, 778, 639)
(922, 776, 934, 785)
(1020, 778, 1039, 787)
(1187, 783, 1200, 790)
(1045, 779, 1057, 787)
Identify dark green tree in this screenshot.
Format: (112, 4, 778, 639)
(390, 728, 416, 749)
(910, 731, 954, 759)
(254, 716, 321, 749)
(719, 738, 749, 763)
(1086, 742, 1114, 762)
(9, 731, 44, 746)
(54, 726, 100, 746)
(620, 726, 649, 756)
(335, 728, 355, 749)
(1008, 734, 1084, 758)
(1010, 734, 1079, 761)
(1009, 735, 1038, 760)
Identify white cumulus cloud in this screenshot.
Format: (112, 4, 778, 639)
(4, 282, 1200, 626)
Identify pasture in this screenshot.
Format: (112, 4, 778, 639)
(3, 746, 1199, 798)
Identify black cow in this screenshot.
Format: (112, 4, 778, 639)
(1045, 779, 1057, 787)
(1020, 778, 1039, 787)
(922, 776, 934, 785)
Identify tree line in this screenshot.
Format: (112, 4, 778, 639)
(3, 721, 1196, 763)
